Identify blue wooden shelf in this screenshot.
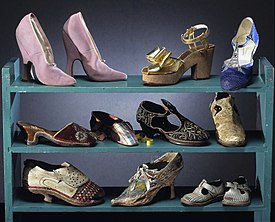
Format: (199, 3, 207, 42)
(2, 57, 274, 221)
(9, 74, 265, 93)
(11, 131, 265, 153)
(13, 187, 263, 213)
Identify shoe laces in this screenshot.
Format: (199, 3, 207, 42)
(129, 164, 157, 191)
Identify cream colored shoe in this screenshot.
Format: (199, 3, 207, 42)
(111, 152, 183, 206)
(209, 92, 246, 147)
(222, 176, 251, 206)
(23, 159, 105, 206)
(181, 179, 224, 206)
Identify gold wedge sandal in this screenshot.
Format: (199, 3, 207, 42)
(142, 24, 215, 85)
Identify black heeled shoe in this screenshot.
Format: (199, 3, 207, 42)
(136, 99, 209, 146)
(90, 111, 139, 146)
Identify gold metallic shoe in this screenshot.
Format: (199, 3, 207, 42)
(209, 92, 246, 146)
(111, 152, 183, 206)
(142, 24, 215, 85)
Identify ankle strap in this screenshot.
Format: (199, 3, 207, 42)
(181, 24, 210, 50)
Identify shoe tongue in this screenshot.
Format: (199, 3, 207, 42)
(61, 162, 70, 167)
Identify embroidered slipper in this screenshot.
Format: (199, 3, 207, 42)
(181, 179, 224, 206)
(136, 99, 210, 146)
(17, 121, 97, 146)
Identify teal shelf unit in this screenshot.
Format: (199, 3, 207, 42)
(2, 57, 274, 222)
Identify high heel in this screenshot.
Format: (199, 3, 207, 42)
(15, 13, 76, 86)
(142, 24, 215, 85)
(62, 12, 127, 81)
(220, 17, 259, 91)
(111, 152, 183, 206)
(17, 121, 97, 147)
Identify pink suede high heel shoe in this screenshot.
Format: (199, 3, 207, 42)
(15, 13, 76, 86)
(62, 12, 127, 81)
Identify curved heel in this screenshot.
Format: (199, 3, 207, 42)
(29, 188, 53, 203)
(169, 182, 176, 199)
(42, 193, 53, 203)
(62, 30, 81, 76)
(21, 62, 34, 81)
(139, 122, 158, 138)
(191, 46, 215, 80)
(17, 122, 39, 145)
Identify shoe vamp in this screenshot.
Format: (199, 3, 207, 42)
(117, 180, 148, 199)
(54, 165, 90, 188)
(165, 120, 208, 141)
(224, 188, 249, 201)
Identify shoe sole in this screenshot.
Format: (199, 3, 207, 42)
(181, 194, 224, 206)
(27, 186, 104, 206)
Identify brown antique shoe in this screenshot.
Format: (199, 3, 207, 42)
(17, 121, 97, 147)
(209, 92, 246, 146)
(111, 152, 183, 206)
(23, 159, 105, 206)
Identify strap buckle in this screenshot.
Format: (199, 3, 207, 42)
(181, 24, 210, 50)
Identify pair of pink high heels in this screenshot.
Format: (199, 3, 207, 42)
(16, 12, 127, 86)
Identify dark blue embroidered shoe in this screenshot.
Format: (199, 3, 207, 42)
(221, 17, 259, 91)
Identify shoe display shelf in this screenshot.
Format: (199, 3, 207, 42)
(2, 57, 274, 222)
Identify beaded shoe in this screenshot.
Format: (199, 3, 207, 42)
(111, 152, 183, 206)
(23, 159, 105, 206)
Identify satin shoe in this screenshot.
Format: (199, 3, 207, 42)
(90, 111, 138, 146)
(111, 152, 183, 206)
(63, 12, 127, 81)
(142, 24, 215, 85)
(221, 17, 259, 91)
(15, 13, 76, 86)
(23, 159, 105, 206)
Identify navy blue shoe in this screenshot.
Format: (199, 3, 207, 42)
(221, 17, 259, 91)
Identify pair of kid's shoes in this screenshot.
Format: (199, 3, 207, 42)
(181, 176, 251, 207)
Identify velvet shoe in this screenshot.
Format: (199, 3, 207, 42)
(136, 99, 209, 146)
(16, 13, 76, 86)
